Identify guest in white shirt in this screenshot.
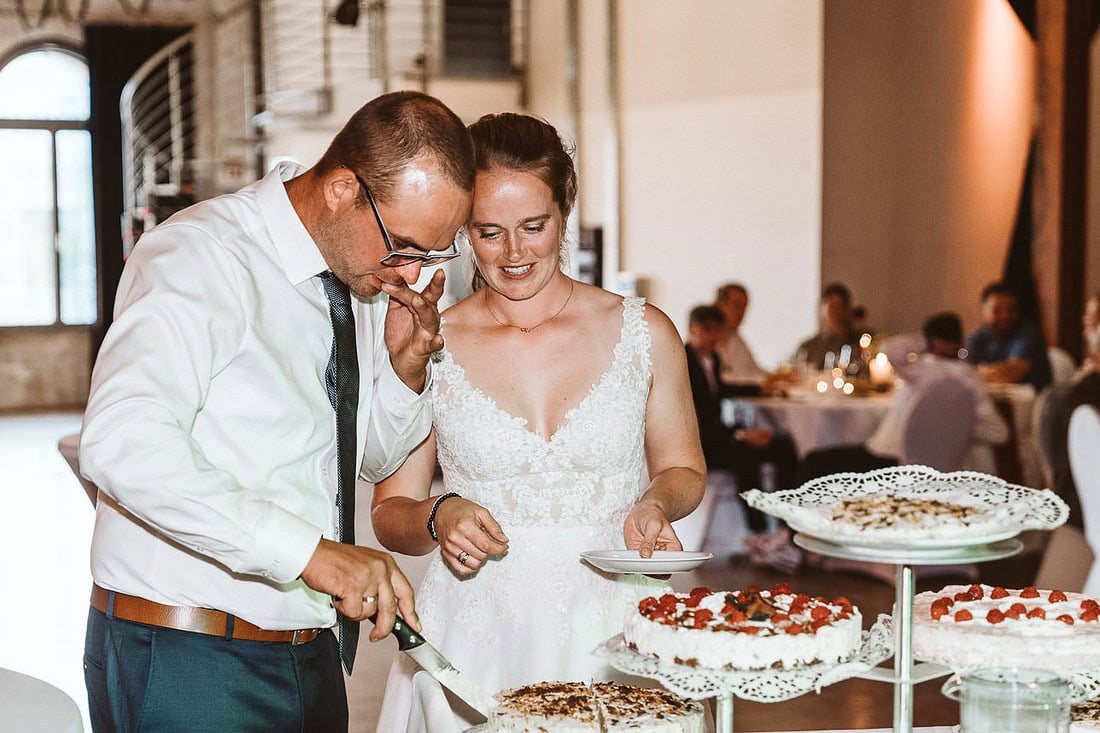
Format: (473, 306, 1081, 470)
(79, 91, 475, 733)
(714, 283, 768, 386)
(801, 313, 1008, 480)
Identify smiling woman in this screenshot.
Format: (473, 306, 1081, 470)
(371, 111, 707, 732)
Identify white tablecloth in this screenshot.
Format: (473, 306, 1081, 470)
(0, 668, 84, 733)
(731, 393, 894, 459)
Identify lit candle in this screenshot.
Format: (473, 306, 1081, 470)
(869, 352, 893, 387)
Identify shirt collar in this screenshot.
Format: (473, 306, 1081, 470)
(257, 160, 329, 285)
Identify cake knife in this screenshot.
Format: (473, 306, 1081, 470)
(369, 611, 493, 717)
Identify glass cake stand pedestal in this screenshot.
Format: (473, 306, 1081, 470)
(596, 615, 895, 733)
(792, 533, 1024, 733)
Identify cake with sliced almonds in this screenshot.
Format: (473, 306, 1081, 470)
(913, 584, 1100, 671)
(487, 681, 704, 732)
(623, 585, 862, 671)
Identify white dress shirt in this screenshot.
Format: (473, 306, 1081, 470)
(717, 330, 768, 385)
(80, 162, 433, 630)
(865, 334, 1009, 473)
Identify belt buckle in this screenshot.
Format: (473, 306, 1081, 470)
(291, 629, 308, 645)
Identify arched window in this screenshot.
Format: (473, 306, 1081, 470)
(0, 44, 95, 326)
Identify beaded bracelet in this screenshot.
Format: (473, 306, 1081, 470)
(426, 492, 460, 542)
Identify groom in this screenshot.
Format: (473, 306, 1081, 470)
(79, 91, 475, 732)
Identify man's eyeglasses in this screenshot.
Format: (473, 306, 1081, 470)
(352, 172, 462, 268)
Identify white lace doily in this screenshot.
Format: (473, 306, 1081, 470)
(743, 465, 1068, 548)
(594, 614, 894, 702)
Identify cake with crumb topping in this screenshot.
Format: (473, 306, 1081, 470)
(488, 681, 703, 732)
(1073, 699, 1100, 730)
(623, 585, 862, 671)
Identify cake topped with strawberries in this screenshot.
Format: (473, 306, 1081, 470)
(623, 585, 862, 671)
(913, 583, 1100, 672)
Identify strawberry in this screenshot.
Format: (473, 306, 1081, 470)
(1027, 607, 1046, 620)
(833, 596, 853, 610)
(1057, 614, 1075, 625)
(1004, 603, 1026, 620)
(954, 592, 972, 603)
(986, 609, 1005, 624)
(638, 597, 658, 613)
(726, 609, 747, 624)
(1082, 599, 1100, 613)
(771, 583, 793, 596)
(785, 624, 803, 635)
(1081, 609, 1099, 623)
(966, 584, 984, 600)
(811, 605, 832, 621)
(930, 599, 950, 620)
(990, 586, 1009, 599)
(1021, 586, 1040, 599)
(1049, 590, 1068, 603)
(954, 609, 973, 622)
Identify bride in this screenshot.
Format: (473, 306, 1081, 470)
(372, 112, 706, 730)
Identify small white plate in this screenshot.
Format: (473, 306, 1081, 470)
(580, 549, 712, 574)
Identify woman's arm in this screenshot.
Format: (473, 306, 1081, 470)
(624, 304, 708, 556)
(371, 429, 508, 575)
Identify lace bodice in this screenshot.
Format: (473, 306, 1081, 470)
(431, 295, 652, 529)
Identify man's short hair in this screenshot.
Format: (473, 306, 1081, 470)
(316, 91, 476, 200)
(689, 305, 725, 327)
(923, 312, 963, 345)
(821, 282, 851, 306)
(715, 283, 748, 304)
(980, 281, 1017, 303)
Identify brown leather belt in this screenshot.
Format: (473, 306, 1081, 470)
(91, 584, 323, 645)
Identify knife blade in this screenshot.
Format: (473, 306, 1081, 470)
(369, 612, 494, 717)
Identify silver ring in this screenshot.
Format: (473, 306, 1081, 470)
(364, 595, 376, 604)
(458, 550, 470, 566)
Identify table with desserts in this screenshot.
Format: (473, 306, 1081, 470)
(589, 466, 1074, 733)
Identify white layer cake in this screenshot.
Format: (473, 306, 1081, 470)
(1073, 699, 1100, 731)
(623, 585, 862, 671)
(913, 584, 1100, 672)
(488, 682, 704, 733)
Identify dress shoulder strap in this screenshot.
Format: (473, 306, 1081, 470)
(619, 296, 652, 377)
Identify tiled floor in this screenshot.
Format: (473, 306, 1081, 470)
(5, 412, 1042, 732)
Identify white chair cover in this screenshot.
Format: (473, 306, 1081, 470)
(406, 670, 461, 733)
(0, 668, 83, 733)
(900, 375, 979, 472)
(1069, 404, 1100, 596)
(671, 470, 750, 557)
(1049, 346, 1078, 385)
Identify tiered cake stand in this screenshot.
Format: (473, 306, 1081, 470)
(792, 533, 1024, 733)
(597, 615, 895, 733)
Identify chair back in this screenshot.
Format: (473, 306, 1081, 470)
(1030, 384, 1066, 488)
(1049, 346, 1078, 385)
(1069, 404, 1100, 596)
(900, 375, 979, 472)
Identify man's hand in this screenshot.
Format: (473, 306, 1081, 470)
(381, 269, 446, 392)
(300, 539, 419, 641)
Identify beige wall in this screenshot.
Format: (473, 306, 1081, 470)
(823, 0, 1037, 338)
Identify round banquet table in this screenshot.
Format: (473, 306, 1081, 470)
(728, 392, 894, 459)
(0, 668, 84, 733)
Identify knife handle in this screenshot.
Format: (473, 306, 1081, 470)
(367, 612, 426, 652)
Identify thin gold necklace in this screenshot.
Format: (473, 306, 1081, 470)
(485, 279, 575, 333)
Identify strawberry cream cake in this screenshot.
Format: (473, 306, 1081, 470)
(913, 584, 1100, 672)
(623, 585, 862, 671)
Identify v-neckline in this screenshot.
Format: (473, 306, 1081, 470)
(441, 301, 632, 444)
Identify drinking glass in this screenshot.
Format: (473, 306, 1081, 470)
(943, 668, 1070, 733)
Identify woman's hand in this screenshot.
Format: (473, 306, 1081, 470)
(624, 499, 683, 558)
(433, 497, 509, 575)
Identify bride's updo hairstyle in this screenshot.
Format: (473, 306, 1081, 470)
(467, 112, 577, 290)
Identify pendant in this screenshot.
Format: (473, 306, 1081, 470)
(519, 326, 531, 333)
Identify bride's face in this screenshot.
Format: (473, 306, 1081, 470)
(468, 167, 565, 302)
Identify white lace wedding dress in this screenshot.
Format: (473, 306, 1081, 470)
(376, 296, 669, 731)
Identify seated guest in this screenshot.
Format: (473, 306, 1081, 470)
(965, 281, 1052, 392)
(685, 305, 799, 532)
(801, 313, 1009, 481)
(1081, 291, 1100, 375)
(714, 283, 767, 386)
(792, 282, 864, 370)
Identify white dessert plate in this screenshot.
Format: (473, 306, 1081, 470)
(580, 550, 712, 574)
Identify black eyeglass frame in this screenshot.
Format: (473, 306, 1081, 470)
(351, 172, 462, 268)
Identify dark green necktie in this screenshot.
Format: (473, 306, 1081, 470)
(320, 271, 360, 674)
